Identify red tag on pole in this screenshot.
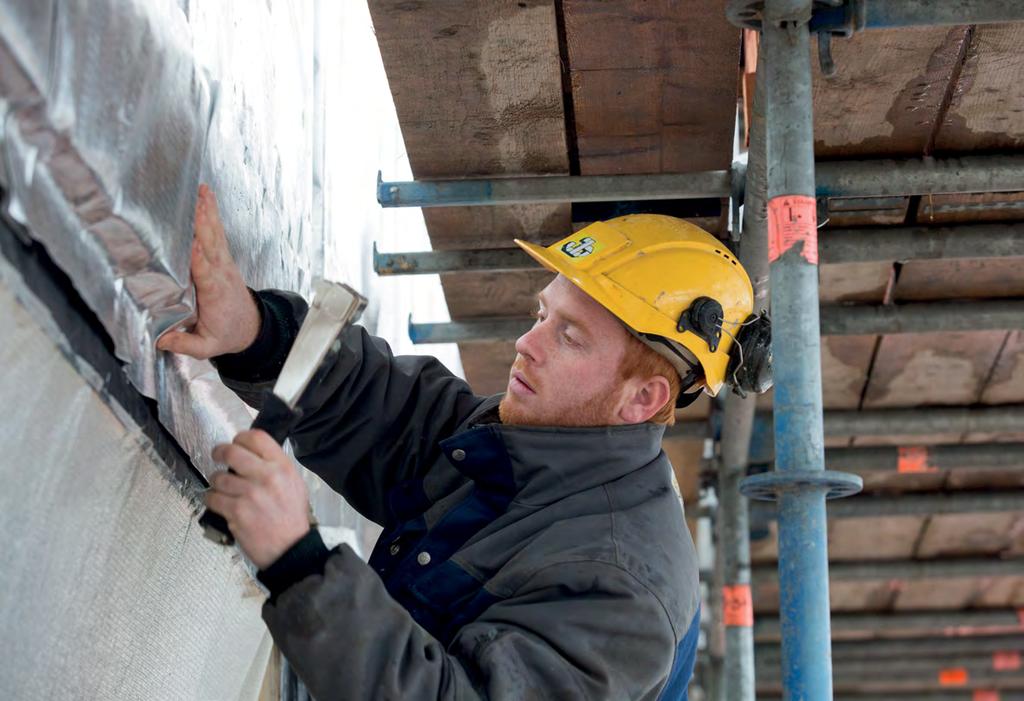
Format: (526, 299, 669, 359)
(722, 584, 754, 627)
(939, 667, 969, 686)
(767, 195, 818, 265)
(993, 651, 1022, 671)
(974, 691, 1000, 701)
(898, 446, 936, 473)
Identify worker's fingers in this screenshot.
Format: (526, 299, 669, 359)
(194, 186, 225, 266)
(204, 490, 239, 520)
(196, 185, 231, 265)
(156, 330, 217, 358)
(233, 429, 287, 463)
(191, 237, 213, 282)
(209, 470, 251, 497)
(211, 442, 273, 481)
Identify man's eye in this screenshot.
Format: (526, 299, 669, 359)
(563, 332, 579, 347)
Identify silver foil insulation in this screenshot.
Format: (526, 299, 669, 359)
(0, 0, 322, 481)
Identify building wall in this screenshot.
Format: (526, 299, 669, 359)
(0, 1, 460, 695)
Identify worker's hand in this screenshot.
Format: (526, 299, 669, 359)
(157, 184, 261, 359)
(206, 429, 312, 570)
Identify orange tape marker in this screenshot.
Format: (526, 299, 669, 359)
(722, 584, 754, 628)
(767, 195, 818, 265)
(973, 690, 1000, 701)
(939, 667, 969, 686)
(898, 446, 936, 473)
(993, 651, 1022, 671)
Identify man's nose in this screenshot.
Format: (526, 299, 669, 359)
(514, 320, 544, 364)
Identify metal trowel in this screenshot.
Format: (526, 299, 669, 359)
(200, 279, 367, 546)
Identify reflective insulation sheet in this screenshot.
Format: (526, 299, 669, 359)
(0, 0, 319, 482)
(0, 1, 379, 696)
(0, 267, 271, 700)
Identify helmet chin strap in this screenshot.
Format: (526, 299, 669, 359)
(674, 368, 705, 408)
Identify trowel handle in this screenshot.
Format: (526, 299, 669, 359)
(250, 391, 305, 444)
(200, 391, 305, 546)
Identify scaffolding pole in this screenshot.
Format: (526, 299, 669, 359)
(714, 37, 769, 701)
(377, 153, 1024, 208)
(408, 299, 1024, 343)
(738, 2, 864, 698)
(374, 222, 1024, 275)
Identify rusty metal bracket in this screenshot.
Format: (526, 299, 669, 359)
(727, 0, 852, 76)
(731, 0, 1024, 75)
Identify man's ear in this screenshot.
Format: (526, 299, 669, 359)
(618, 375, 671, 424)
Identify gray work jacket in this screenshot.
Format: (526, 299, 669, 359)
(216, 290, 700, 700)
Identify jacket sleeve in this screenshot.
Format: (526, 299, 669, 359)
(262, 546, 679, 701)
(216, 289, 486, 526)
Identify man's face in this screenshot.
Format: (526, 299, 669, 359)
(499, 275, 631, 427)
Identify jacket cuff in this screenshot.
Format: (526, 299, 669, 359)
(213, 289, 298, 383)
(257, 528, 330, 602)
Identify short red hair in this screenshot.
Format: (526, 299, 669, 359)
(619, 333, 683, 425)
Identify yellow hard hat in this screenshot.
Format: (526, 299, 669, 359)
(515, 214, 755, 397)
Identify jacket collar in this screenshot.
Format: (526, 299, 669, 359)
(438, 396, 667, 506)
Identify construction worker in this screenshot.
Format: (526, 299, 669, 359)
(158, 185, 760, 700)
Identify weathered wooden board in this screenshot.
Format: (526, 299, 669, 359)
(856, 470, 948, 494)
(758, 581, 897, 614)
(812, 26, 970, 158)
(829, 516, 924, 561)
(975, 573, 1024, 607)
(851, 431, 964, 448)
(981, 330, 1024, 404)
(894, 258, 1024, 301)
(752, 582, 779, 614)
(751, 518, 928, 573)
(664, 438, 705, 542)
(370, 1, 568, 178)
(563, 0, 739, 175)
(438, 270, 554, 318)
(819, 262, 892, 304)
(912, 192, 1024, 223)
(823, 197, 910, 227)
(933, 23, 1024, 152)
(861, 331, 1006, 408)
(664, 437, 705, 507)
(423, 206, 569, 251)
(832, 581, 899, 613)
(946, 467, 1024, 491)
(915, 513, 1021, 558)
(820, 335, 877, 409)
(891, 577, 980, 610)
(750, 523, 779, 564)
(369, 0, 571, 389)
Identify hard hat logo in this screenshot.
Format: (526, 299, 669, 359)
(560, 237, 597, 258)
